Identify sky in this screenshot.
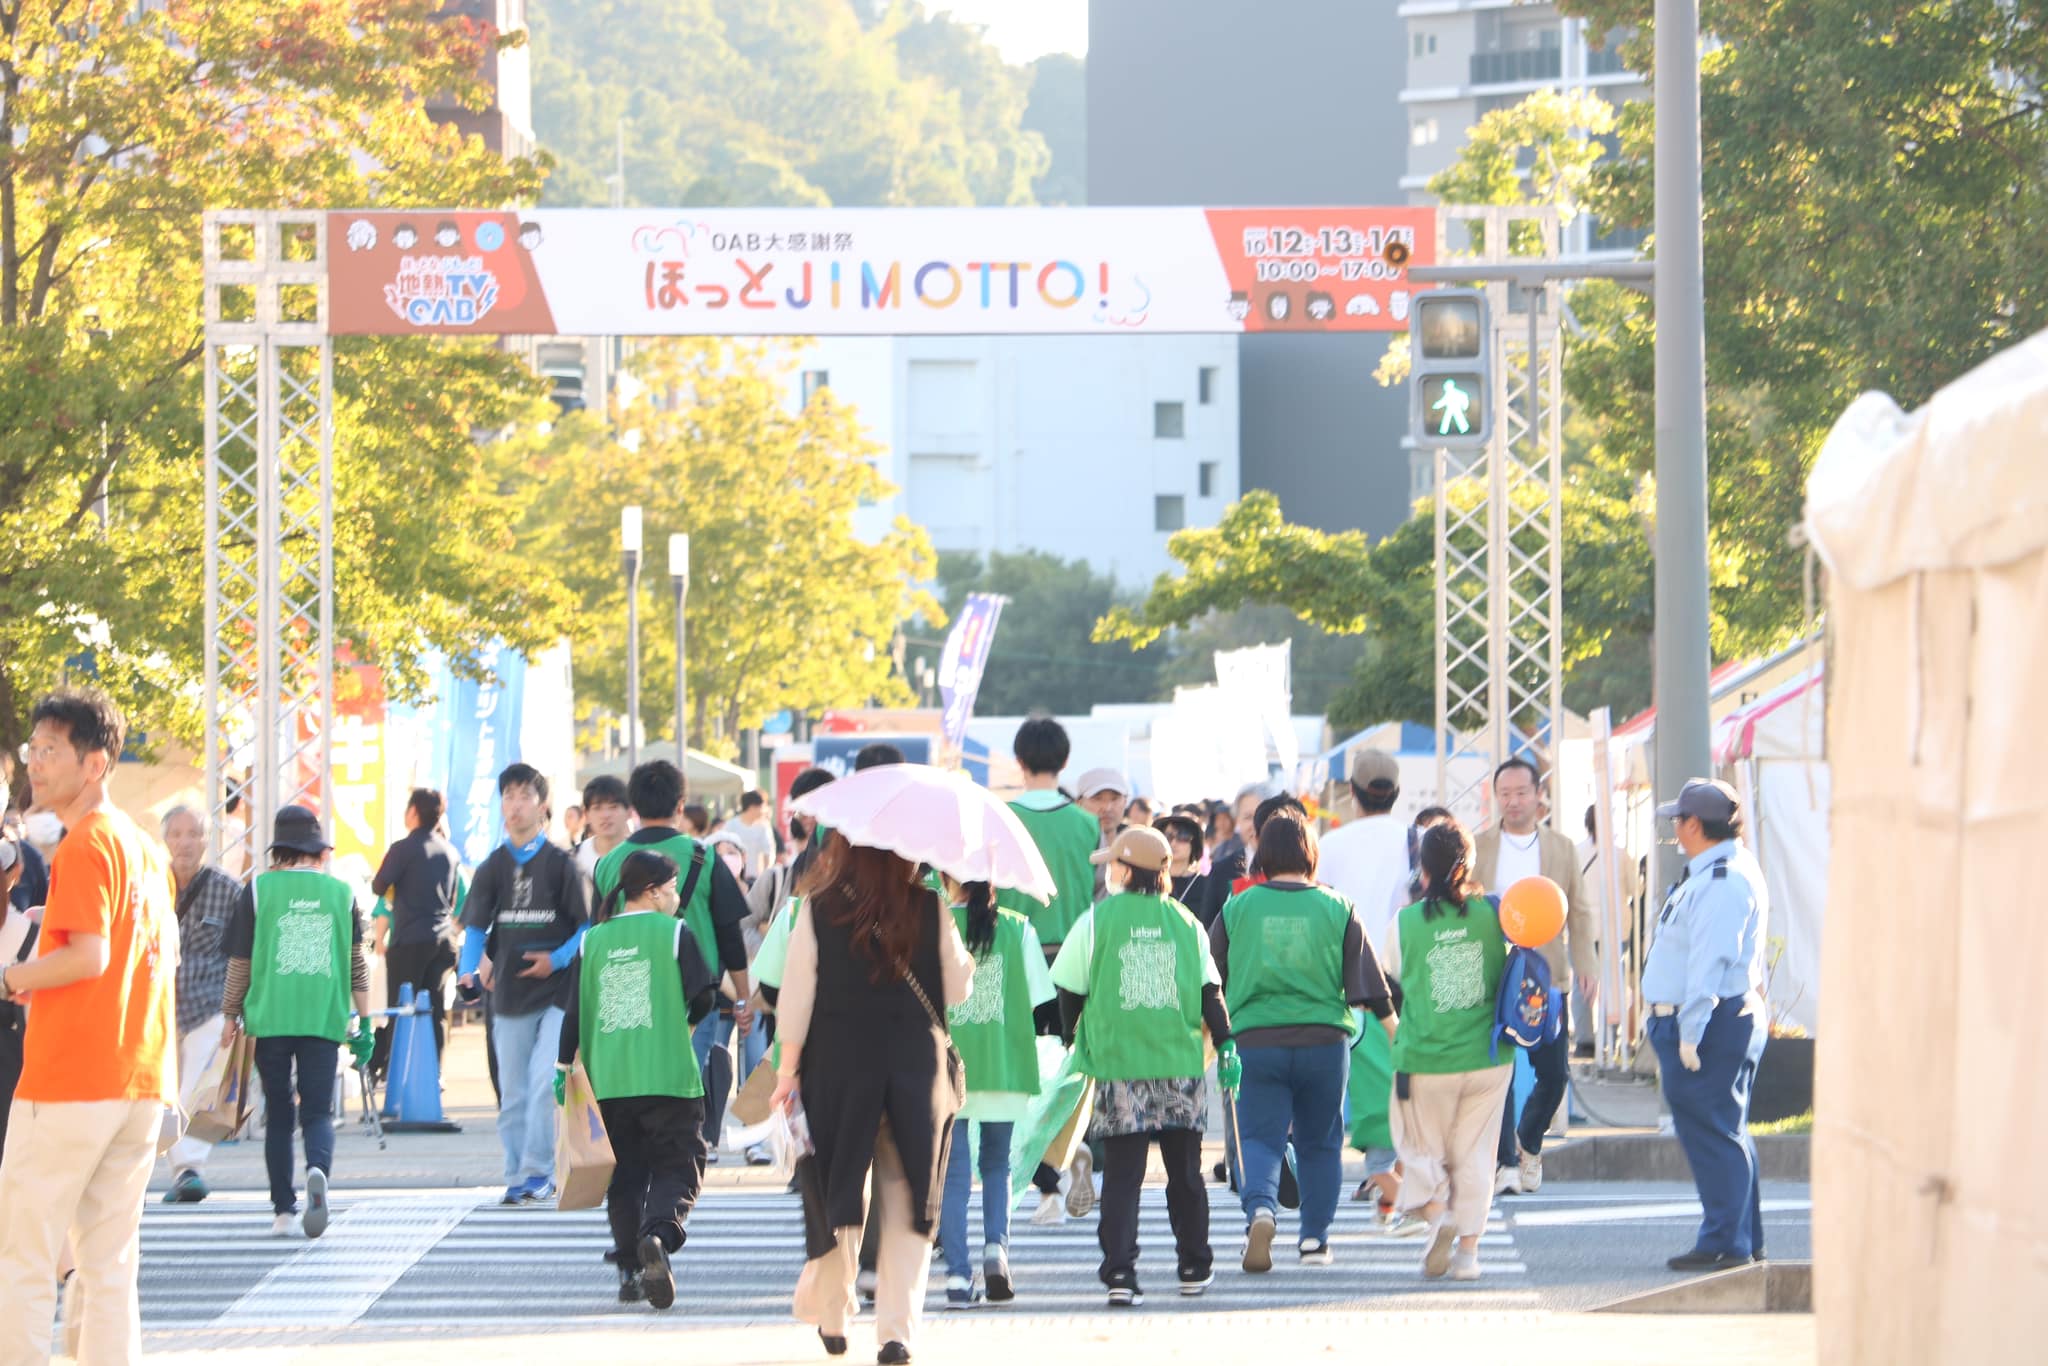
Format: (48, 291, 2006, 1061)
(927, 0, 1089, 62)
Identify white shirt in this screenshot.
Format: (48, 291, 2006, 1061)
(1492, 827, 1544, 896)
(1315, 814, 1413, 953)
(725, 818, 776, 877)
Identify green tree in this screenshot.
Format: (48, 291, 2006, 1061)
(511, 338, 941, 754)
(1561, 0, 2048, 657)
(530, 0, 1049, 208)
(930, 550, 1166, 717)
(0, 0, 564, 750)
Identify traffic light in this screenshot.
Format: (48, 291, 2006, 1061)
(1410, 288, 1489, 448)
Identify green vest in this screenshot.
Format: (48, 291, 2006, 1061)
(1389, 897, 1508, 1075)
(578, 912, 705, 1100)
(245, 870, 354, 1043)
(594, 833, 717, 975)
(1221, 884, 1356, 1036)
(995, 799, 1100, 947)
(948, 907, 1042, 1097)
(1076, 893, 1206, 1083)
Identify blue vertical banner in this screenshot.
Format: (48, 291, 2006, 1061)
(443, 644, 528, 866)
(938, 592, 1006, 752)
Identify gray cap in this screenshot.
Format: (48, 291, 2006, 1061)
(1349, 747, 1400, 790)
(1075, 768, 1129, 800)
(1656, 778, 1739, 824)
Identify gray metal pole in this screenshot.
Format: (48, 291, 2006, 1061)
(1653, 0, 1713, 892)
(625, 550, 641, 772)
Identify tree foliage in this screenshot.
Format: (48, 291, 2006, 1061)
(931, 550, 1166, 717)
(509, 339, 941, 754)
(0, 0, 562, 750)
(530, 0, 1057, 208)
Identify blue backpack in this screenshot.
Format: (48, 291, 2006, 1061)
(1493, 944, 1563, 1060)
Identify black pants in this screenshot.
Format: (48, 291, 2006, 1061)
(1097, 1128, 1210, 1284)
(254, 1035, 339, 1215)
(374, 938, 456, 1075)
(0, 1012, 22, 1159)
(600, 1095, 707, 1266)
(1499, 1029, 1572, 1163)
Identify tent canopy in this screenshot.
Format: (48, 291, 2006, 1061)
(575, 748, 757, 802)
(1712, 666, 1824, 765)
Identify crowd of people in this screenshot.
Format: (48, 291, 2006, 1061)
(0, 684, 1775, 1366)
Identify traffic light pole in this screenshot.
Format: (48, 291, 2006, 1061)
(1653, 0, 1714, 895)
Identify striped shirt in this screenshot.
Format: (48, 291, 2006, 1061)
(173, 864, 240, 1035)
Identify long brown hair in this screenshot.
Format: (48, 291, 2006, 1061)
(798, 831, 926, 982)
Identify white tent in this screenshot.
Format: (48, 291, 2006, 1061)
(1712, 666, 1826, 1034)
(1805, 328, 2048, 1362)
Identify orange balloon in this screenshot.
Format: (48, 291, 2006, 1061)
(1500, 875, 1567, 948)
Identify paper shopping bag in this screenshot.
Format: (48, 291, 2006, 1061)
(728, 1054, 778, 1128)
(554, 1062, 616, 1211)
(185, 1031, 255, 1145)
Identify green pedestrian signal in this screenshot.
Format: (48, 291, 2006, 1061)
(1409, 289, 1491, 449)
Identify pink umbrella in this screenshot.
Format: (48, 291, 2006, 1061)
(789, 764, 1055, 903)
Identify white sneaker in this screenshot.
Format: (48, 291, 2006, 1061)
(1029, 1192, 1065, 1226)
(1493, 1165, 1522, 1197)
(1518, 1148, 1543, 1194)
(1241, 1210, 1276, 1274)
(1449, 1247, 1481, 1281)
(1380, 1211, 1431, 1238)
(302, 1169, 329, 1240)
(269, 1214, 296, 1238)
(1065, 1148, 1095, 1218)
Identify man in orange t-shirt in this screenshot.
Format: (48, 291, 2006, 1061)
(0, 688, 177, 1366)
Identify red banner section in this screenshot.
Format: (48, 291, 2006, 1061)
(1201, 207, 1437, 333)
(329, 211, 557, 336)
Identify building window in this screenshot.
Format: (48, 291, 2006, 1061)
(1412, 31, 1436, 56)
(1198, 367, 1219, 405)
(1154, 401, 1185, 439)
(1411, 118, 1439, 147)
(1198, 462, 1218, 498)
(1155, 495, 1186, 532)
(857, 459, 881, 508)
(802, 369, 829, 404)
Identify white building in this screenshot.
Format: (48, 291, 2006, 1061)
(789, 336, 1240, 587)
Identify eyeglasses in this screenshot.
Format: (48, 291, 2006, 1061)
(18, 742, 66, 765)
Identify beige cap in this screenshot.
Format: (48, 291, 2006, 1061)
(1349, 746, 1400, 789)
(1090, 824, 1172, 873)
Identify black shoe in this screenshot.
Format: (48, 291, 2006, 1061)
(1211, 1161, 1228, 1184)
(1666, 1248, 1755, 1273)
(1177, 1265, 1213, 1297)
(984, 1246, 1014, 1303)
(819, 1330, 848, 1357)
(638, 1235, 676, 1309)
(1278, 1157, 1300, 1210)
(878, 1343, 912, 1364)
(616, 1266, 644, 1304)
(1104, 1270, 1143, 1308)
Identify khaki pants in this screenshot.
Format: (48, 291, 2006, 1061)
(1390, 1065, 1514, 1238)
(794, 1119, 935, 1349)
(0, 1097, 160, 1366)
(166, 1015, 227, 1173)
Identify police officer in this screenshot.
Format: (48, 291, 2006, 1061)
(1641, 778, 1770, 1272)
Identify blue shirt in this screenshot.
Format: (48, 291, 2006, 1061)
(1639, 840, 1769, 1046)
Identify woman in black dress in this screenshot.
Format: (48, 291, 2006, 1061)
(772, 833, 973, 1365)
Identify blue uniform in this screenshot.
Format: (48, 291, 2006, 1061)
(1641, 839, 1770, 1260)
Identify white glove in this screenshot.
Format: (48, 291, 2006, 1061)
(1678, 1041, 1702, 1072)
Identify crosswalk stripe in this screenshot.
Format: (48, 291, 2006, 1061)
(141, 1187, 1538, 1326)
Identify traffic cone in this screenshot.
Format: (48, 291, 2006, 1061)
(384, 987, 461, 1133)
(379, 982, 415, 1119)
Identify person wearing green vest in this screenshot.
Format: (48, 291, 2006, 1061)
(937, 875, 1054, 1308)
(1049, 826, 1234, 1308)
(555, 849, 717, 1310)
(993, 717, 1103, 1227)
(1385, 817, 1512, 1283)
(1210, 809, 1396, 1274)
(219, 805, 373, 1239)
(592, 760, 754, 1163)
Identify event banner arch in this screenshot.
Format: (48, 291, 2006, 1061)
(325, 206, 1437, 337)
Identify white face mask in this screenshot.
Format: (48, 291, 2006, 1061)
(24, 811, 65, 847)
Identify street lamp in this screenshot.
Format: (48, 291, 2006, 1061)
(622, 506, 643, 771)
(670, 533, 689, 771)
